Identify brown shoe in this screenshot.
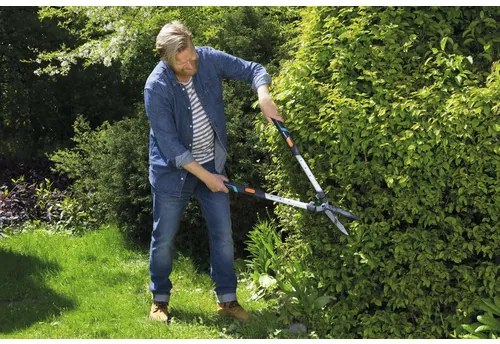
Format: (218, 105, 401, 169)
(217, 301, 250, 322)
(150, 302, 169, 322)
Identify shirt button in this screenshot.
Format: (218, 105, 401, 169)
(188, 106, 191, 110)
(181, 177, 184, 180)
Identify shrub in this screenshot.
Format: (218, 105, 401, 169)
(257, 7, 499, 338)
(49, 111, 151, 242)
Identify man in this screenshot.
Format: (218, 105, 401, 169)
(144, 21, 283, 323)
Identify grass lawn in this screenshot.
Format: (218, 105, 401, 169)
(0, 226, 282, 339)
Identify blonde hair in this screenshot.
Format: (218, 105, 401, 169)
(156, 21, 194, 65)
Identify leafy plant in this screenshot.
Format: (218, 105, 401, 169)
(0, 174, 96, 234)
(245, 219, 337, 337)
(455, 298, 500, 339)
(0, 176, 34, 229)
(274, 257, 337, 330)
(245, 219, 282, 298)
(0, 7, 138, 161)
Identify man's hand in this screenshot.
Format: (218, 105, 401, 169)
(257, 84, 284, 123)
(204, 173, 229, 193)
(183, 160, 229, 193)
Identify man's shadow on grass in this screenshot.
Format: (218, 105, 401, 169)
(0, 249, 74, 334)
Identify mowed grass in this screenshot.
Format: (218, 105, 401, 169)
(0, 226, 280, 339)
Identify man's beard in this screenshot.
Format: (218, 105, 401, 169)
(173, 58, 199, 80)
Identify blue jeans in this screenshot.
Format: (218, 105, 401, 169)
(149, 160, 237, 304)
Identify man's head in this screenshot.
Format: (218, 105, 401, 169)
(156, 21, 198, 81)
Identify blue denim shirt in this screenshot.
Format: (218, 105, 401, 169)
(144, 46, 272, 195)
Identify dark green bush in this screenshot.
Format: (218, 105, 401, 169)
(256, 7, 499, 338)
(50, 111, 151, 242)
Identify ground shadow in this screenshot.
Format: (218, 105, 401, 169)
(168, 306, 286, 339)
(0, 249, 75, 334)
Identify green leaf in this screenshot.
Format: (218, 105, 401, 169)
(477, 314, 500, 330)
(314, 295, 335, 309)
(440, 37, 448, 50)
(258, 274, 277, 288)
(475, 325, 492, 333)
(481, 299, 500, 315)
(462, 324, 478, 334)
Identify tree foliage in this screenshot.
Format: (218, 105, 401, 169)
(259, 6, 499, 338)
(0, 7, 137, 161)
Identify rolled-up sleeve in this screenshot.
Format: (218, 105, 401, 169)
(252, 73, 272, 92)
(175, 150, 194, 168)
(144, 86, 194, 168)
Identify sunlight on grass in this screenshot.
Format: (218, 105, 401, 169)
(0, 226, 280, 339)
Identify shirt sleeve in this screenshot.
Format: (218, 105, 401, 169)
(210, 48, 272, 92)
(144, 86, 194, 169)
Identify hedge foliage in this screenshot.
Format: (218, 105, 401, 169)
(259, 7, 499, 338)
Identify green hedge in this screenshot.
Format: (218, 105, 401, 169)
(259, 7, 499, 338)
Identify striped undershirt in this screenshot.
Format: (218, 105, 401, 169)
(183, 79, 215, 164)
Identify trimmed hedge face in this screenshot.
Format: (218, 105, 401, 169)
(263, 7, 499, 338)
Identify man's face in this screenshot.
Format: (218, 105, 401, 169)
(171, 47, 198, 82)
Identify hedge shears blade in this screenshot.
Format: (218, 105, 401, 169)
(224, 119, 358, 236)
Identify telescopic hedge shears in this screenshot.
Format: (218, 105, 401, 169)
(224, 119, 358, 236)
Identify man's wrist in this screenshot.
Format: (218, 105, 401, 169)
(183, 161, 211, 183)
(257, 84, 270, 99)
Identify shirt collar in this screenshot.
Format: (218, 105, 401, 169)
(161, 60, 179, 86)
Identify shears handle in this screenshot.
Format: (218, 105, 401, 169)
(271, 119, 326, 201)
